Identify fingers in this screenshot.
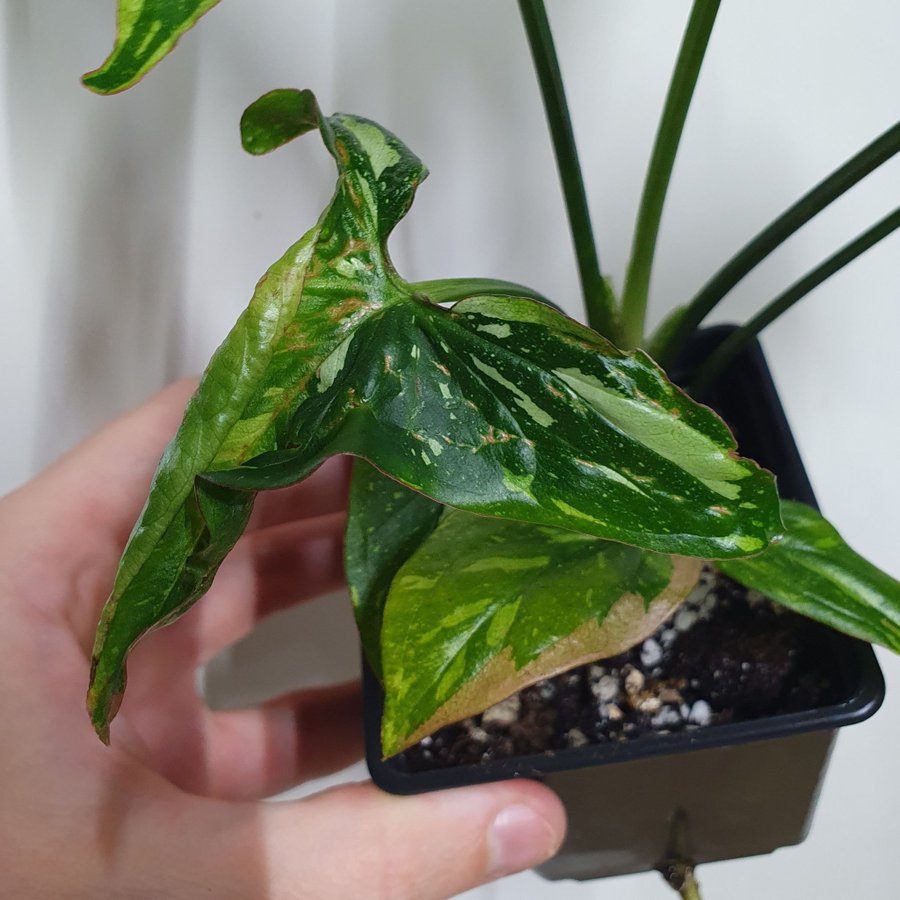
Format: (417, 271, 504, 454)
(0, 379, 199, 637)
(255, 779, 566, 899)
(124, 679, 363, 801)
(248, 456, 352, 531)
(192, 509, 347, 665)
(114, 509, 351, 789)
(197, 681, 363, 800)
(30, 378, 199, 546)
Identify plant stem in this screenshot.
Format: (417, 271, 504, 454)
(690, 205, 900, 393)
(658, 858, 703, 899)
(409, 277, 556, 308)
(678, 867, 703, 900)
(517, 0, 617, 338)
(656, 809, 704, 899)
(655, 119, 900, 368)
(619, 0, 721, 350)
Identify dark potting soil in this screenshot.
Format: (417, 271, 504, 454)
(401, 566, 842, 771)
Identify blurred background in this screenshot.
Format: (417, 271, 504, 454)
(1, 1, 898, 897)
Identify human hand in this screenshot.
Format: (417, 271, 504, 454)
(0, 380, 566, 899)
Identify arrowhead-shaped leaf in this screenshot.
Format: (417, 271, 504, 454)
(82, 0, 221, 94)
(717, 500, 900, 652)
(89, 89, 780, 741)
(87, 93, 429, 738)
(345, 461, 443, 678)
(214, 293, 781, 558)
(379, 508, 703, 756)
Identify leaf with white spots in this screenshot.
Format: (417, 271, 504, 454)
(89, 90, 780, 745)
(88, 91, 428, 739)
(83, 0, 222, 94)
(717, 500, 900, 652)
(215, 293, 782, 558)
(379, 508, 703, 756)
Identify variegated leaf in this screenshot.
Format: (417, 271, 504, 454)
(83, 0, 221, 94)
(214, 293, 781, 558)
(345, 461, 443, 678)
(88, 93, 429, 739)
(718, 500, 900, 652)
(379, 508, 703, 756)
(89, 89, 780, 741)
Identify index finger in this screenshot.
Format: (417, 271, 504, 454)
(6, 378, 199, 556)
(247, 456, 352, 532)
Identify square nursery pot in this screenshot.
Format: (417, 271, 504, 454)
(363, 325, 885, 881)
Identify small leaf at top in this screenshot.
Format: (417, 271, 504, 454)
(241, 89, 321, 155)
(379, 508, 703, 756)
(345, 461, 443, 678)
(83, 0, 221, 94)
(717, 500, 900, 653)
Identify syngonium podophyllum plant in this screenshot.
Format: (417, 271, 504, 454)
(82, 1, 900, 765)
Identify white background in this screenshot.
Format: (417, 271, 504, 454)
(2, 2, 899, 898)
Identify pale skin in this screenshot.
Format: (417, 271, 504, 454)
(0, 380, 566, 899)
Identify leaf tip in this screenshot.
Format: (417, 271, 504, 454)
(86, 655, 123, 745)
(240, 88, 320, 155)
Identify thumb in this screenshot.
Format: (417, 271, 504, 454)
(258, 780, 566, 899)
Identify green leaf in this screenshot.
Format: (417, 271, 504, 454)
(717, 500, 900, 653)
(87, 91, 429, 739)
(345, 461, 443, 678)
(89, 480, 253, 738)
(379, 509, 703, 755)
(89, 90, 780, 741)
(82, 0, 221, 94)
(213, 293, 781, 558)
(241, 89, 321, 156)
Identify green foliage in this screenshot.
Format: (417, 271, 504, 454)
(212, 291, 782, 557)
(241, 89, 321, 155)
(87, 90, 783, 740)
(379, 507, 702, 755)
(718, 501, 900, 653)
(83, 0, 220, 94)
(79, 3, 900, 755)
(87, 93, 429, 737)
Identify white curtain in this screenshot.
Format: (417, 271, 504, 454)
(2, 3, 899, 897)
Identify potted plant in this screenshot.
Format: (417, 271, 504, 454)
(75, 2, 898, 896)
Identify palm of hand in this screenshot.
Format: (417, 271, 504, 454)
(0, 381, 564, 899)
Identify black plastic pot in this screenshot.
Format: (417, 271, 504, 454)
(363, 325, 885, 880)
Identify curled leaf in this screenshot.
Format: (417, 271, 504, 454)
(87, 91, 428, 738)
(88, 90, 779, 742)
(241, 89, 321, 155)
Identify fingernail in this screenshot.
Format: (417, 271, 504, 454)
(487, 803, 558, 877)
